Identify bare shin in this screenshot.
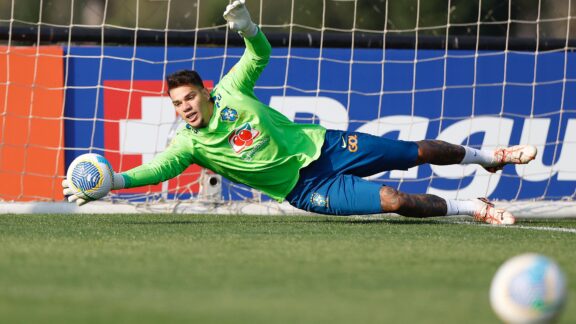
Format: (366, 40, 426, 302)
(415, 140, 465, 165)
(379, 186, 447, 218)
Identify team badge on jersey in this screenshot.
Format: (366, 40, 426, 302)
(228, 122, 260, 153)
(220, 107, 238, 122)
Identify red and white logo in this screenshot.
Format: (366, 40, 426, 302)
(228, 123, 260, 153)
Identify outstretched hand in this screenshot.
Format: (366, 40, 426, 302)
(223, 0, 258, 37)
(62, 179, 89, 206)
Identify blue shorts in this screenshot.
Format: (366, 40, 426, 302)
(285, 130, 419, 216)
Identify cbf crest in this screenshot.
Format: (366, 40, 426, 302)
(220, 107, 238, 122)
(310, 192, 329, 208)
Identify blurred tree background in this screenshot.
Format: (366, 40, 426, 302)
(0, 0, 574, 40)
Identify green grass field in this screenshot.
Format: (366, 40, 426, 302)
(0, 214, 574, 323)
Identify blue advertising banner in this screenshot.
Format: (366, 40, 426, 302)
(64, 44, 576, 201)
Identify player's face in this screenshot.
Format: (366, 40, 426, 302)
(169, 85, 214, 129)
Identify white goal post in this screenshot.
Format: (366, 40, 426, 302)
(0, 0, 575, 217)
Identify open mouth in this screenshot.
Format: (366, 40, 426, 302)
(186, 112, 198, 123)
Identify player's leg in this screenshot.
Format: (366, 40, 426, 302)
(415, 140, 537, 172)
(286, 168, 514, 224)
(379, 186, 515, 225)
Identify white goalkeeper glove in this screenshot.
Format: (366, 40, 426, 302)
(223, 0, 258, 37)
(62, 173, 125, 206)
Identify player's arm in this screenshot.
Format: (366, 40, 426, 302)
(221, 0, 272, 93)
(63, 136, 194, 206)
(117, 143, 193, 189)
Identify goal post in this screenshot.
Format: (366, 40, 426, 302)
(1, 0, 575, 217)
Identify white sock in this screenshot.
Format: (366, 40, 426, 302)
(460, 146, 495, 166)
(445, 199, 481, 216)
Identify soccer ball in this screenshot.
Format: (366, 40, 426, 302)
(66, 153, 114, 201)
(490, 253, 567, 324)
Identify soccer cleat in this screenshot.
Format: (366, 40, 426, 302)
(484, 145, 537, 173)
(473, 198, 515, 225)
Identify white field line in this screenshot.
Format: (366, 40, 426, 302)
(443, 220, 576, 234)
(350, 215, 576, 234)
(511, 225, 576, 234)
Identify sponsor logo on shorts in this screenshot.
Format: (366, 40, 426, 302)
(347, 134, 358, 152)
(310, 192, 329, 208)
(340, 136, 347, 149)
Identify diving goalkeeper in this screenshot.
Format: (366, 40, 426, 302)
(63, 0, 537, 225)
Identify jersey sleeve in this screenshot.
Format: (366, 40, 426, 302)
(217, 28, 271, 95)
(119, 133, 194, 188)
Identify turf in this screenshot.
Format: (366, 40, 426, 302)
(0, 214, 574, 323)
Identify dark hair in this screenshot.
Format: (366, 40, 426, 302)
(166, 70, 204, 93)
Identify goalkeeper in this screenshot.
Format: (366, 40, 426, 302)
(63, 0, 537, 225)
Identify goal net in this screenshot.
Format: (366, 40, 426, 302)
(1, 0, 575, 217)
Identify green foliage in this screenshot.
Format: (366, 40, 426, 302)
(0, 214, 574, 323)
(0, 0, 570, 38)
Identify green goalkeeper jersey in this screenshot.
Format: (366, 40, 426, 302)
(120, 29, 326, 201)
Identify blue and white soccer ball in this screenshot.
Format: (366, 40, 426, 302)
(490, 253, 567, 324)
(66, 153, 114, 201)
